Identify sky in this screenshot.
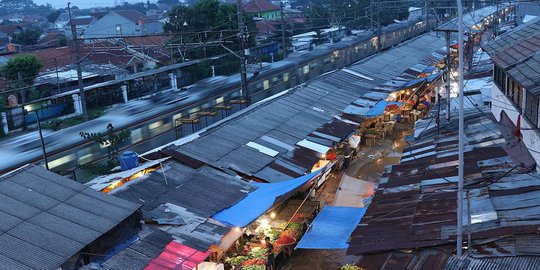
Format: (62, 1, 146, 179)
(34, 0, 156, 9)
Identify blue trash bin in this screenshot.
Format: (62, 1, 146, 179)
(119, 151, 139, 171)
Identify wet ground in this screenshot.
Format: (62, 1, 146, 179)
(282, 124, 412, 269)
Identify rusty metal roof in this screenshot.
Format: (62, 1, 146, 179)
(347, 103, 540, 268)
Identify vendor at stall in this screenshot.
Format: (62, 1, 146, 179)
(265, 237, 275, 270)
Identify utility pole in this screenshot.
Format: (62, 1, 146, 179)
(280, 1, 287, 59)
(445, 31, 451, 121)
(236, 0, 248, 102)
(376, 0, 382, 51)
(35, 111, 49, 170)
(425, 0, 430, 31)
(68, 2, 88, 121)
(457, 0, 465, 258)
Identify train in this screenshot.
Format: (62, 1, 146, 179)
(0, 19, 431, 181)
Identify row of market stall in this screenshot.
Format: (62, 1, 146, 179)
(82, 33, 451, 270)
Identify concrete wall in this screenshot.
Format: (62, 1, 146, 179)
(517, 2, 540, 24)
(492, 83, 540, 169)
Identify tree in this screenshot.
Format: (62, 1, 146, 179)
(80, 123, 131, 173)
(0, 54, 42, 104)
(11, 28, 42, 45)
(46, 10, 62, 23)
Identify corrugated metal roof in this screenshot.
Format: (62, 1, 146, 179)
(0, 165, 140, 270)
(111, 160, 255, 251)
(437, 6, 497, 32)
(173, 33, 447, 182)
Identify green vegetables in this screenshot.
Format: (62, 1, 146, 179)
(248, 247, 267, 259)
(340, 264, 360, 270)
(225, 255, 248, 265)
(243, 265, 265, 270)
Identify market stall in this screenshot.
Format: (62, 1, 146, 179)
(220, 199, 319, 270)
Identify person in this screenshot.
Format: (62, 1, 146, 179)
(264, 237, 274, 270)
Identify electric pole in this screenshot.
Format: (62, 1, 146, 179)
(376, 0, 382, 51)
(68, 2, 88, 121)
(445, 31, 451, 121)
(280, 1, 287, 59)
(236, 0, 248, 102)
(457, 0, 465, 258)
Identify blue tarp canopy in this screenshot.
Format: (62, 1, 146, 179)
(296, 206, 366, 249)
(366, 101, 402, 118)
(423, 66, 436, 73)
(212, 170, 321, 227)
(426, 71, 443, 83)
(402, 77, 426, 89)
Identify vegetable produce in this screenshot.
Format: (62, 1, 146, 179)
(248, 247, 267, 259)
(275, 235, 295, 245)
(225, 256, 248, 265)
(340, 264, 360, 270)
(267, 230, 280, 241)
(242, 259, 266, 266)
(243, 265, 265, 270)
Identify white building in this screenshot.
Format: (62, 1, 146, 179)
(485, 17, 540, 169)
(82, 10, 163, 38)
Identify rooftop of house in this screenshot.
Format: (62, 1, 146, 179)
(243, 0, 280, 13)
(113, 9, 159, 24)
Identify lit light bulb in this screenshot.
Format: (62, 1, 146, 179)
(270, 212, 276, 219)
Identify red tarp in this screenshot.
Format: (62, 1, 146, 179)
(145, 241, 211, 270)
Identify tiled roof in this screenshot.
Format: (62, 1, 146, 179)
(506, 51, 540, 96)
(243, 0, 280, 13)
(0, 165, 140, 270)
(67, 16, 94, 26)
(485, 17, 540, 69)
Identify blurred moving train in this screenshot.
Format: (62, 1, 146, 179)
(0, 19, 432, 181)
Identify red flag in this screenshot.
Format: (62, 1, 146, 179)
(514, 114, 521, 138)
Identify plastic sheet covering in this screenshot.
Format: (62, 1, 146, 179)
(212, 170, 321, 227)
(348, 135, 361, 149)
(367, 101, 403, 118)
(145, 241, 211, 270)
(296, 206, 366, 249)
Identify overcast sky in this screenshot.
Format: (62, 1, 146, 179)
(34, 0, 156, 9)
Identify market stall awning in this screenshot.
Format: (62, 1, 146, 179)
(426, 71, 443, 83)
(212, 170, 321, 227)
(367, 101, 402, 118)
(402, 77, 426, 89)
(145, 241, 211, 270)
(296, 206, 366, 249)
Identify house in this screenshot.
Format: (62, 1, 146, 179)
(64, 16, 96, 37)
(243, 0, 281, 20)
(82, 10, 164, 38)
(484, 16, 540, 170)
(54, 12, 70, 29)
(516, 1, 540, 25)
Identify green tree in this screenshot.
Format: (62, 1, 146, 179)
(46, 10, 61, 22)
(79, 123, 131, 173)
(11, 28, 42, 45)
(0, 54, 43, 104)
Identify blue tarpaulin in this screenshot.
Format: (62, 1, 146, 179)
(423, 66, 436, 73)
(402, 77, 426, 88)
(296, 206, 366, 249)
(212, 170, 321, 227)
(426, 71, 443, 82)
(366, 101, 402, 118)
